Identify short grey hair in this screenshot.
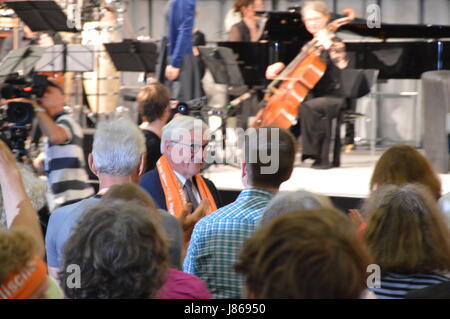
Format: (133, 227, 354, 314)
(301, 0, 329, 17)
(259, 190, 333, 228)
(92, 118, 146, 176)
(160, 115, 209, 154)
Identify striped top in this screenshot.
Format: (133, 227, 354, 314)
(183, 188, 274, 299)
(44, 112, 94, 208)
(370, 272, 450, 299)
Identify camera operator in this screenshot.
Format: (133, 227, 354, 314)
(13, 79, 94, 210)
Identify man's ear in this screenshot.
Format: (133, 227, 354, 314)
(241, 162, 247, 178)
(163, 139, 171, 154)
(88, 153, 98, 177)
(241, 162, 249, 188)
(138, 153, 147, 176)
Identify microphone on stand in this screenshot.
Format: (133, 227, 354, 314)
(225, 90, 255, 115)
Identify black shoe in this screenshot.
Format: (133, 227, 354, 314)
(311, 158, 331, 169)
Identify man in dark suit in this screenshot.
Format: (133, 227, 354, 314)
(140, 115, 221, 217)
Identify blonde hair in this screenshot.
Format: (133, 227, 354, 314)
(0, 228, 35, 282)
(301, 1, 330, 17)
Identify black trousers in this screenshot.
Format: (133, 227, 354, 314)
(168, 54, 204, 102)
(299, 96, 345, 165)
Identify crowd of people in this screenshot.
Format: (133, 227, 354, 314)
(1, 91, 450, 298)
(1, 0, 450, 300)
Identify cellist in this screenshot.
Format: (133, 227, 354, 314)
(266, 0, 349, 169)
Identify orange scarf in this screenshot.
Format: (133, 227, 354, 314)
(0, 256, 47, 299)
(156, 155, 217, 217)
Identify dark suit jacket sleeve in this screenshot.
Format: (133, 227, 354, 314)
(139, 168, 168, 211)
(203, 177, 223, 209)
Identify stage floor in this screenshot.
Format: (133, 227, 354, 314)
(203, 148, 450, 199)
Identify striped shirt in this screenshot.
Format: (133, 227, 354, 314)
(183, 188, 274, 299)
(44, 112, 94, 208)
(370, 272, 450, 299)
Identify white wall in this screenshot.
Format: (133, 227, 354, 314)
(140, 0, 450, 42)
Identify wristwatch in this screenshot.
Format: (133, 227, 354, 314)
(34, 107, 46, 113)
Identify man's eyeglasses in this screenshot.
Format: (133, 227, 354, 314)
(170, 141, 210, 153)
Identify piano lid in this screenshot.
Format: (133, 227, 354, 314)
(340, 23, 450, 40)
(257, 10, 450, 40)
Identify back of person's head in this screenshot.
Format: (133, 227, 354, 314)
(370, 145, 441, 199)
(137, 83, 171, 123)
(160, 115, 209, 154)
(0, 228, 48, 299)
(243, 127, 297, 189)
(259, 190, 334, 228)
(236, 208, 371, 298)
(59, 200, 169, 299)
(363, 183, 450, 274)
(101, 183, 158, 211)
(92, 118, 146, 176)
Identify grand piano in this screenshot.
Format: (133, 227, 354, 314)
(218, 10, 450, 85)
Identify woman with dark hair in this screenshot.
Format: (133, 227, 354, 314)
(228, 0, 262, 42)
(137, 83, 173, 172)
(363, 184, 450, 299)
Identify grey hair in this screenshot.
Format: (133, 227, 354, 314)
(301, 0, 329, 17)
(160, 115, 209, 154)
(259, 190, 333, 228)
(0, 165, 47, 230)
(361, 184, 442, 222)
(92, 118, 146, 176)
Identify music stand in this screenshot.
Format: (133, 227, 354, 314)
(5, 0, 78, 32)
(104, 40, 158, 73)
(0, 46, 46, 79)
(35, 44, 95, 73)
(198, 46, 246, 88)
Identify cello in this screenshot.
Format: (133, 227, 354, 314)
(253, 8, 355, 129)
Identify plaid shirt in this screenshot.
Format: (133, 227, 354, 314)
(183, 188, 274, 299)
